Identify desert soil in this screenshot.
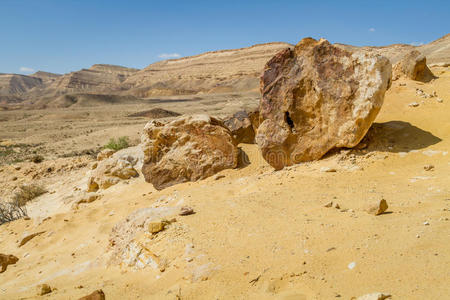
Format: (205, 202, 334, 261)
(0, 67, 449, 299)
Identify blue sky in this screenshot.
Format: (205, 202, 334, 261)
(1, 0, 449, 75)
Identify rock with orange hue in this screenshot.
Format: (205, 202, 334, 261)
(256, 38, 392, 169)
(141, 115, 238, 190)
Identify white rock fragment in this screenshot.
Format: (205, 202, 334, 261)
(348, 261, 356, 270)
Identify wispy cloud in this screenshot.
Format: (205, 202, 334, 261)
(410, 42, 424, 46)
(158, 53, 181, 59)
(369, 28, 376, 32)
(20, 67, 35, 73)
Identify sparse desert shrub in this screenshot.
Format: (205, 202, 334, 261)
(0, 200, 28, 225)
(104, 136, 130, 151)
(12, 184, 47, 207)
(31, 154, 44, 163)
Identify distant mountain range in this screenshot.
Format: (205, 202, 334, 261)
(1, 34, 448, 109)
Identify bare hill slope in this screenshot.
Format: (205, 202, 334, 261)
(122, 42, 293, 97)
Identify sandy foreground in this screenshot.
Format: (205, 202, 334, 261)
(0, 68, 449, 299)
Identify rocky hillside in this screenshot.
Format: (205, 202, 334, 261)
(46, 64, 139, 94)
(30, 71, 62, 84)
(335, 33, 450, 66)
(122, 42, 292, 97)
(0, 34, 449, 108)
(0, 74, 43, 96)
(418, 33, 450, 66)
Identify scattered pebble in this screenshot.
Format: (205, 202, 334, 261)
(356, 292, 391, 300)
(320, 167, 337, 173)
(179, 206, 195, 216)
(423, 221, 430, 226)
(149, 222, 166, 234)
(348, 262, 356, 270)
(367, 199, 388, 216)
(324, 201, 333, 208)
(423, 164, 434, 171)
(408, 102, 419, 107)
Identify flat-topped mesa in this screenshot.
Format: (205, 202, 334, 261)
(256, 37, 392, 170)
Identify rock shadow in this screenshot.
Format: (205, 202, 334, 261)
(237, 147, 250, 169)
(359, 121, 442, 153)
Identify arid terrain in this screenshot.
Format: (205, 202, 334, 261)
(0, 35, 449, 300)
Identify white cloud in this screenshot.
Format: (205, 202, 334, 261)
(158, 53, 181, 59)
(369, 28, 376, 32)
(19, 67, 35, 73)
(410, 42, 424, 46)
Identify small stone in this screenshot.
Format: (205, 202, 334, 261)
(436, 98, 443, 103)
(367, 199, 388, 216)
(179, 206, 195, 216)
(77, 289, 105, 300)
(356, 292, 391, 300)
(334, 203, 341, 209)
(423, 221, 430, 226)
(408, 102, 419, 107)
(0, 254, 19, 273)
(148, 222, 165, 234)
(324, 201, 333, 208)
(37, 284, 52, 296)
(348, 262, 356, 270)
(320, 167, 337, 173)
(423, 164, 434, 171)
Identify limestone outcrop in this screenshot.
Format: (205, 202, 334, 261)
(141, 115, 238, 189)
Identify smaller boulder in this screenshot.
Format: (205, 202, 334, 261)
(141, 115, 239, 190)
(224, 110, 259, 144)
(0, 253, 19, 273)
(392, 50, 434, 82)
(78, 290, 105, 300)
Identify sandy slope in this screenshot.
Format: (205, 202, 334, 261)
(0, 68, 449, 299)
